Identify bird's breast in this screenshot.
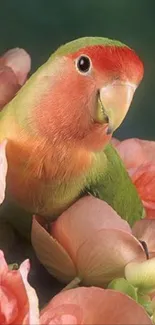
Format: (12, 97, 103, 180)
(5, 139, 92, 218)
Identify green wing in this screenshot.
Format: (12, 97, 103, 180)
(85, 143, 145, 226)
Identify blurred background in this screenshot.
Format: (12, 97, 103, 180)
(0, 0, 154, 140)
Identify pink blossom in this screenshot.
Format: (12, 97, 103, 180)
(0, 250, 39, 324)
(40, 286, 152, 324)
(112, 138, 155, 218)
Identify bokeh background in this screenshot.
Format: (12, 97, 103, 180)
(0, 0, 154, 140)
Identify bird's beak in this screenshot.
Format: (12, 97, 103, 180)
(95, 81, 136, 134)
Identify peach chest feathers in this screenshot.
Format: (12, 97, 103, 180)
(6, 140, 94, 183)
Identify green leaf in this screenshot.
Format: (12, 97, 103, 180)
(138, 293, 153, 316)
(108, 277, 138, 301)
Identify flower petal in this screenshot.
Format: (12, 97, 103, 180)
(114, 138, 155, 167)
(94, 289, 152, 324)
(19, 260, 39, 325)
(132, 219, 155, 252)
(0, 286, 18, 324)
(2, 48, 31, 85)
(135, 139, 155, 163)
(146, 208, 155, 219)
(31, 215, 76, 283)
(52, 196, 131, 263)
(0, 251, 39, 325)
(0, 250, 8, 277)
(114, 138, 146, 170)
(111, 137, 120, 146)
(0, 67, 20, 109)
(125, 256, 155, 293)
(40, 287, 152, 324)
(131, 163, 155, 211)
(0, 140, 7, 204)
(76, 229, 145, 286)
(40, 304, 82, 324)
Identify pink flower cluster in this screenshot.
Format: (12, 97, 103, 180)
(0, 250, 152, 324)
(113, 138, 155, 218)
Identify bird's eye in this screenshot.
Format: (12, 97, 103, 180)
(76, 55, 92, 74)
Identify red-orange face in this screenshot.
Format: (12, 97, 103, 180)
(69, 45, 143, 86)
(36, 43, 144, 152)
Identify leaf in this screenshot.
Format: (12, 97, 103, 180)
(108, 278, 138, 301)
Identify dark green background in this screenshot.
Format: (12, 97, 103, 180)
(0, 0, 155, 139)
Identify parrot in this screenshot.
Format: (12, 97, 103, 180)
(0, 36, 144, 236)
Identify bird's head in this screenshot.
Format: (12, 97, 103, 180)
(31, 37, 144, 151)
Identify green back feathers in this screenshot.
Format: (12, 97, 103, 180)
(51, 36, 128, 59)
(86, 144, 144, 227)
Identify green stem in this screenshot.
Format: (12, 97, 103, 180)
(61, 277, 81, 292)
(8, 263, 18, 270)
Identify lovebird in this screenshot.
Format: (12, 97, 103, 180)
(0, 37, 144, 233)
